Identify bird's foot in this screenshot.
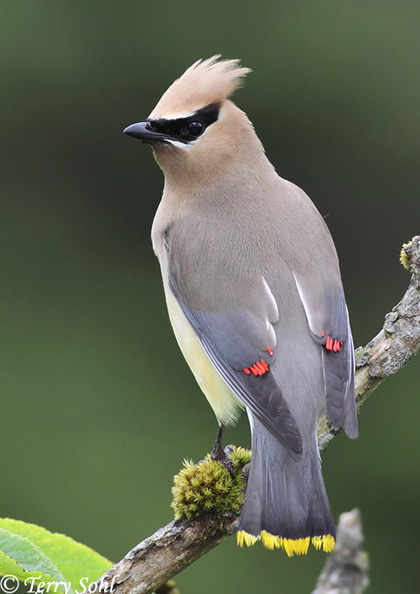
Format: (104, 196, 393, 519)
(211, 443, 235, 477)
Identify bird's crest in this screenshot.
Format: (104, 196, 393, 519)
(150, 56, 251, 119)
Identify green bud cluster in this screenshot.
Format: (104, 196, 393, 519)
(171, 446, 251, 521)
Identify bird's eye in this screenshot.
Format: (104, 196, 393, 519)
(187, 121, 204, 137)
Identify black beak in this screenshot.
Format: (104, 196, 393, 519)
(123, 121, 169, 144)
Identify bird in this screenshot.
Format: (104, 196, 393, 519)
(124, 56, 358, 557)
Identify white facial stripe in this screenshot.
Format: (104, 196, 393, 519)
(148, 111, 196, 121)
(165, 139, 193, 150)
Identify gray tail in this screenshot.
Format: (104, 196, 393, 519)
(237, 415, 335, 556)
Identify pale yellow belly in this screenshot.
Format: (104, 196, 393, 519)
(166, 290, 244, 425)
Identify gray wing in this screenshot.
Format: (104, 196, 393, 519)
(293, 272, 358, 439)
(168, 266, 303, 458)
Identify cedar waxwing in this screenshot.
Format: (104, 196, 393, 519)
(124, 57, 358, 556)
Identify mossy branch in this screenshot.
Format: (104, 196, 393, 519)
(96, 237, 420, 594)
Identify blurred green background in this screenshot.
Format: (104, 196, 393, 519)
(1, 1, 419, 592)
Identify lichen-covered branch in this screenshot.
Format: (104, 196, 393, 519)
(97, 237, 420, 594)
(98, 515, 237, 594)
(311, 509, 369, 594)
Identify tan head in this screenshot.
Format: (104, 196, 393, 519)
(124, 57, 269, 190)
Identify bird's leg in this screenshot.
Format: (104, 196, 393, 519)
(211, 424, 224, 459)
(211, 423, 234, 477)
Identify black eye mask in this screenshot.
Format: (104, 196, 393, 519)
(146, 102, 221, 144)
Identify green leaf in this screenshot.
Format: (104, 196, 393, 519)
(0, 519, 112, 593)
(0, 527, 68, 592)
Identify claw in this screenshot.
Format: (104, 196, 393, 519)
(211, 444, 235, 477)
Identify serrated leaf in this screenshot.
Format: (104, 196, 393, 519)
(0, 519, 112, 592)
(0, 527, 68, 592)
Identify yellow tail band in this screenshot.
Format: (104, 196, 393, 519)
(237, 530, 335, 556)
(236, 530, 259, 547)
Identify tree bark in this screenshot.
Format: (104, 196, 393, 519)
(311, 509, 369, 594)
